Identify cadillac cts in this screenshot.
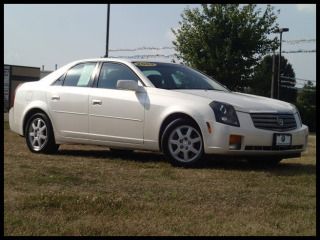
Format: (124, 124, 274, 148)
(9, 59, 308, 167)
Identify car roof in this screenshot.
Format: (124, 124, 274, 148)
(38, 58, 160, 87)
(74, 58, 179, 65)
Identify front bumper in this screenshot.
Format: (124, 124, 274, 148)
(202, 111, 308, 157)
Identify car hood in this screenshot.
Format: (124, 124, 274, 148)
(174, 90, 295, 113)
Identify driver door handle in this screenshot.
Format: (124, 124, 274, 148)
(51, 95, 60, 100)
(92, 99, 102, 105)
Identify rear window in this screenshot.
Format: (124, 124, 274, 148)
(63, 62, 96, 87)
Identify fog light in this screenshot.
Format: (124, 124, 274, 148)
(229, 135, 242, 150)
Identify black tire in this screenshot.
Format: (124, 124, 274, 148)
(247, 157, 282, 167)
(25, 112, 59, 154)
(161, 118, 204, 167)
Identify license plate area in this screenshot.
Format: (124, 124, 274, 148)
(273, 133, 292, 146)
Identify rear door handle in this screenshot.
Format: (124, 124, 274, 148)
(92, 99, 102, 105)
(51, 95, 60, 100)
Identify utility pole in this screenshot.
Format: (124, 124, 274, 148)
(271, 50, 275, 98)
(277, 32, 282, 99)
(274, 27, 289, 99)
(104, 4, 110, 57)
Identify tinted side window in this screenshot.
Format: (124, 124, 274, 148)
(63, 62, 96, 87)
(52, 74, 65, 86)
(97, 63, 140, 89)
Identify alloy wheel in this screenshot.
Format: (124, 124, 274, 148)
(28, 118, 48, 151)
(168, 125, 203, 163)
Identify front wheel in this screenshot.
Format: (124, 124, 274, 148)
(25, 112, 59, 154)
(162, 119, 204, 167)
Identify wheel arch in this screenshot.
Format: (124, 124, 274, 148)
(158, 112, 203, 151)
(22, 107, 52, 136)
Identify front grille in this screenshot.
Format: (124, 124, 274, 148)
(250, 113, 297, 131)
(245, 145, 303, 151)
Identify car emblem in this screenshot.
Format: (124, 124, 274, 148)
(277, 117, 284, 126)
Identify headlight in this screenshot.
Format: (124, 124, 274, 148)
(295, 111, 302, 128)
(210, 101, 240, 127)
(291, 104, 302, 127)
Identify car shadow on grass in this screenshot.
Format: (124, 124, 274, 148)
(201, 156, 316, 176)
(57, 149, 166, 163)
(56, 148, 315, 176)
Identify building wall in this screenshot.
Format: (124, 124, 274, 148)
(4, 65, 40, 112)
(4, 66, 10, 111)
(40, 70, 53, 79)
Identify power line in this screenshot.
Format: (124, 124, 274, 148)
(108, 39, 316, 52)
(110, 47, 316, 54)
(280, 75, 316, 83)
(280, 85, 297, 89)
(281, 49, 316, 53)
(109, 46, 174, 52)
(109, 47, 316, 56)
(282, 39, 316, 44)
(272, 49, 316, 54)
(109, 49, 316, 60)
(280, 80, 296, 84)
(280, 85, 316, 91)
(109, 54, 176, 59)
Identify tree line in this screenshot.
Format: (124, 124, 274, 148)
(172, 4, 316, 131)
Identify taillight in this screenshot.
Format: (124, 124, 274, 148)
(10, 83, 23, 108)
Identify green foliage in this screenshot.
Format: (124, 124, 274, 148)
(296, 82, 316, 132)
(172, 4, 279, 91)
(251, 54, 297, 104)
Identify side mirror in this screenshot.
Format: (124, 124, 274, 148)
(116, 80, 139, 91)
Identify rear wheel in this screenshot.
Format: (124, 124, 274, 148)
(25, 112, 59, 154)
(162, 118, 204, 167)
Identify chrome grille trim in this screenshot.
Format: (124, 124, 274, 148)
(250, 113, 297, 131)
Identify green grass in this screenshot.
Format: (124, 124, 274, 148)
(4, 122, 316, 236)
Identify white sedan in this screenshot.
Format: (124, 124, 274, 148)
(9, 58, 308, 167)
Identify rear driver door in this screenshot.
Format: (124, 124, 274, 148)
(47, 62, 97, 139)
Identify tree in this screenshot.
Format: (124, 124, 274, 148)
(296, 81, 316, 132)
(172, 4, 279, 91)
(250, 54, 297, 104)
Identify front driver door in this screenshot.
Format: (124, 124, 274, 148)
(88, 62, 146, 144)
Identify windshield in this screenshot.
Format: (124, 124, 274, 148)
(133, 62, 229, 91)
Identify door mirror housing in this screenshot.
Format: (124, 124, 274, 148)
(117, 80, 139, 91)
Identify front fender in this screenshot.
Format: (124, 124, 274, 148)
(143, 100, 214, 151)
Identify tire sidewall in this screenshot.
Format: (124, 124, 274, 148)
(162, 118, 204, 167)
(25, 112, 57, 153)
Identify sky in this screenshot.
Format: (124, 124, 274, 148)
(4, 4, 316, 88)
